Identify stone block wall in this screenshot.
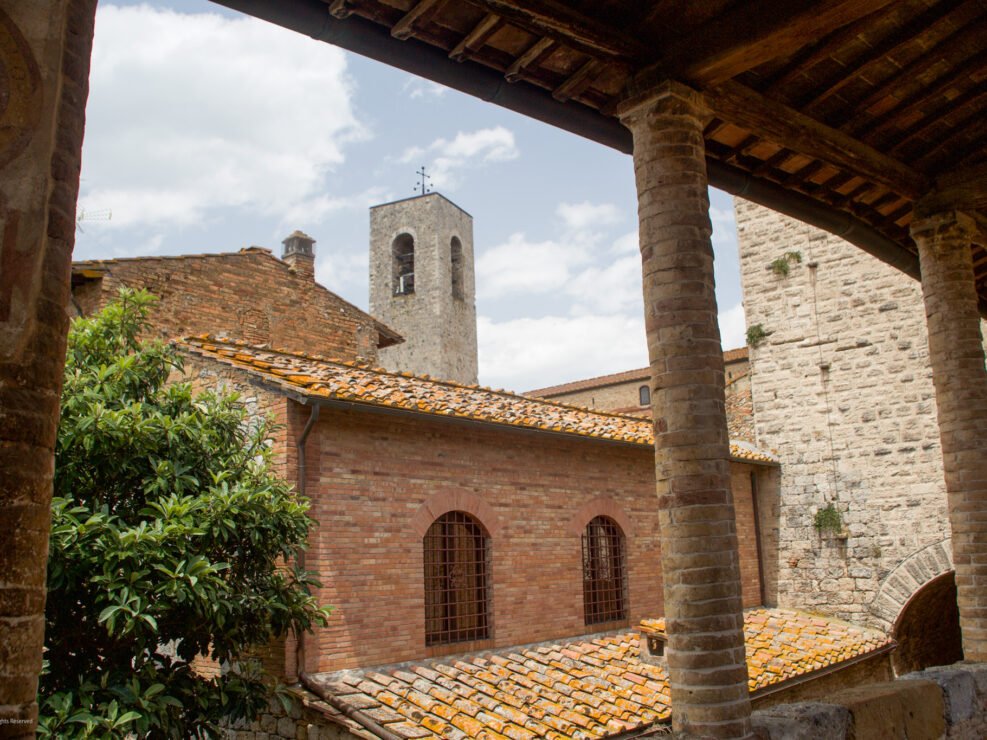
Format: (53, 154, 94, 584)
(735, 198, 973, 629)
(369, 193, 478, 384)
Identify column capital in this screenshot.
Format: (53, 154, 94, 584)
(909, 210, 979, 244)
(614, 79, 707, 124)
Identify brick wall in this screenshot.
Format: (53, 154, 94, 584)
(73, 249, 388, 361)
(736, 199, 987, 629)
(295, 402, 768, 672)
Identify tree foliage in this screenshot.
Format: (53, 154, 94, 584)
(40, 289, 329, 738)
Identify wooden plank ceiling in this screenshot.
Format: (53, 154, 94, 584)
(233, 0, 987, 308)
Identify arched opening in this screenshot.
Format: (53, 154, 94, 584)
(582, 515, 627, 625)
(392, 233, 415, 295)
(638, 385, 650, 406)
(892, 571, 963, 675)
(423, 511, 490, 646)
(450, 237, 464, 300)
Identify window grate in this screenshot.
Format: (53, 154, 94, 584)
(424, 511, 490, 646)
(582, 515, 627, 625)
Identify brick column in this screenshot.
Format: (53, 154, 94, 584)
(618, 81, 752, 738)
(0, 1, 96, 734)
(911, 210, 987, 662)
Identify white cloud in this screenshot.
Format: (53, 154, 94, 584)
(477, 314, 648, 392)
(81, 5, 367, 230)
(476, 232, 584, 299)
(556, 201, 620, 232)
(397, 127, 518, 189)
(718, 302, 747, 350)
(403, 79, 448, 99)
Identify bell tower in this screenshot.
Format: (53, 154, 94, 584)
(369, 193, 478, 385)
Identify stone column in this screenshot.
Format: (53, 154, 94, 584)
(618, 81, 752, 738)
(0, 1, 97, 734)
(911, 210, 987, 662)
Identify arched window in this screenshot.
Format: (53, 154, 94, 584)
(424, 511, 490, 645)
(450, 237, 464, 300)
(392, 233, 415, 295)
(638, 385, 651, 406)
(582, 515, 627, 625)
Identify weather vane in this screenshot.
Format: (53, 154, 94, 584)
(414, 165, 432, 196)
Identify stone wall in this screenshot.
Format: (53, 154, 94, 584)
(73, 248, 389, 361)
(734, 199, 987, 630)
(369, 193, 478, 384)
(752, 663, 987, 739)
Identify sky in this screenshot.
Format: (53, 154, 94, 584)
(75, 1, 748, 392)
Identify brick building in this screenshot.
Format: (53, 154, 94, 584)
(71, 231, 401, 361)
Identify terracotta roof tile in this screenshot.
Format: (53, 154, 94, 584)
(307, 609, 890, 738)
(178, 336, 778, 465)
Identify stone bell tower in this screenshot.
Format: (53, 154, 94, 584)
(369, 193, 478, 385)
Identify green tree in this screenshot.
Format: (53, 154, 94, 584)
(40, 289, 329, 738)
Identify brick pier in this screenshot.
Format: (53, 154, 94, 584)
(619, 81, 753, 738)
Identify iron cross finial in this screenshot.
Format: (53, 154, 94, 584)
(415, 165, 432, 196)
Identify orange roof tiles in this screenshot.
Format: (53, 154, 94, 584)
(306, 608, 891, 739)
(178, 336, 778, 465)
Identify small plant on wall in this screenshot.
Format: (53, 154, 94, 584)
(769, 250, 803, 276)
(746, 323, 770, 348)
(813, 502, 845, 536)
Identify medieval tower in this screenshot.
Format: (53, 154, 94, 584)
(369, 193, 479, 385)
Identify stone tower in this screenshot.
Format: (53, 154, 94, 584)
(369, 193, 478, 384)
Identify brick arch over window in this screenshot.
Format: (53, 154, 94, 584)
(410, 491, 502, 540)
(423, 511, 491, 646)
(870, 538, 953, 630)
(566, 496, 633, 538)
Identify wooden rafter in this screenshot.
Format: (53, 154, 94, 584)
(705, 80, 928, 199)
(552, 58, 604, 102)
(768, 3, 900, 92)
(505, 37, 555, 82)
(449, 13, 501, 62)
(465, 0, 644, 59)
(800, 0, 968, 114)
(392, 0, 445, 41)
(660, 0, 897, 86)
(842, 16, 987, 129)
(328, 0, 355, 19)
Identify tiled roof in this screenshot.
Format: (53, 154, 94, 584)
(305, 608, 892, 739)
(525, 348, 748, 398)
(179, 336, 778, 465)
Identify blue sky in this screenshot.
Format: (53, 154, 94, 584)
(76, 1, 747, 391)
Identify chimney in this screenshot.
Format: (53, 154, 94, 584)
(638, 622, 667, 668)
(282, 230, 316, 280)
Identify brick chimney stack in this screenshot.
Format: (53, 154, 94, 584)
(282, 230, 316, 280)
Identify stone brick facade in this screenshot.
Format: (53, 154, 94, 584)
(0, 1, 97, 734)
(369, 193, 478, 384)
(181, 352, 771, 677)
(72, 245, 399, 361)
(736, 199, 987, 639)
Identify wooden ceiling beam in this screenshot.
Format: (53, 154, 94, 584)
(706, 80, 928, 199)
(843, 16, 987, 129)
(505, 37, 554, 82)
(392, 0, 446, 40)
(552, 58, 604, 102)
(465, 0, 645, 59)
(915, 107, 986, 170)
(328, 0, 355, 19)
(801, 0, 967, 114)
(770, 3, 899, 91)
(449, 12, 501, 62)
(660, 0, 896, 87)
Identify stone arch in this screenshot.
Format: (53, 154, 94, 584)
(392, 232, 415, 295)
(891, 571, 962, 675)
(410, 490, 502, 540)
(871, 538, 953, 629)
(450, 235, 464, 300)
(567, 496, 633, 537)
